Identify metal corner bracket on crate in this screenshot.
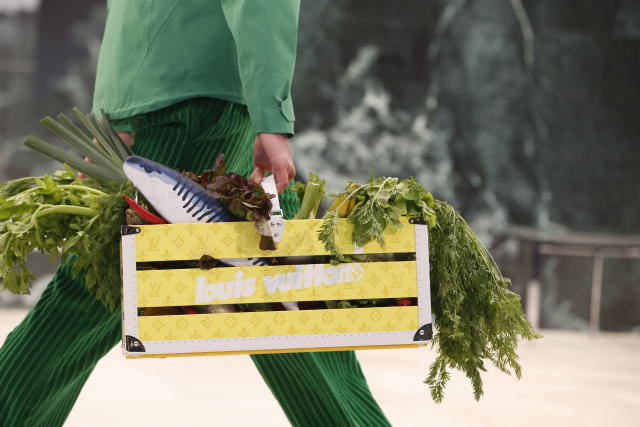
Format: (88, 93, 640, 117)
(413, 324, 433, 341)
(123, 321, 433, 356)
(408, 216, 427, 225)
(125, 335, 146, 352)
(121, 225, 141, 235)
(120, 217, 432, 358)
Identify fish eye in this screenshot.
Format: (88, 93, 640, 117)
(141, 165, 163, 175)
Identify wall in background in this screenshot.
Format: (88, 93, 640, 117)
(1, 1, 639, 331)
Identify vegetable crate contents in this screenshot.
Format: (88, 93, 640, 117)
(120, 217, 432, 358)
(2, 107, 539, 400)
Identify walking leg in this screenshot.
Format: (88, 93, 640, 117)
(0, 256, 121, 427)
(251, 351, 391, 427)
(0, 99, 229, 426)
(176, 99, 390, 426)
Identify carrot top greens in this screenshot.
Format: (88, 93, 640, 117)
(317, 177, 540, 402)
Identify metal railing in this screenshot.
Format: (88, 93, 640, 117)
(507, 227, 640, 332)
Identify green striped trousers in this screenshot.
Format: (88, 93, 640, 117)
(0, 98, 390, 427)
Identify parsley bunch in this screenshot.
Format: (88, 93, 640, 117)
(319, 176, 437, 260)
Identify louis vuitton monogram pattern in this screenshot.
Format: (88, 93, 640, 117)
(137, 306, 419, 342)
(136, 261, 417, 307)
(134, 218, 416, 262)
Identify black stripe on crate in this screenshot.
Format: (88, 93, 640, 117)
(135, 253, 417, 271)
(137, 298, 418, 316)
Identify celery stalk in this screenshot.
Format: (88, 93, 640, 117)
(294, 174, 326, 219)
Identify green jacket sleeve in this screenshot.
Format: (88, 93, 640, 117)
(221, 0, 300, 138)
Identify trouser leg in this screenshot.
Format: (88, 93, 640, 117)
(0, 255, 121, 427)
(251, 351, 391, 427)
(0, 100, 215, 427)
(248, 159, 390, 426)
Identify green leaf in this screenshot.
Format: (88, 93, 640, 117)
(0, 172, 132, 311)
(425, 200, 541, 402)
(318, 210, 343, 259)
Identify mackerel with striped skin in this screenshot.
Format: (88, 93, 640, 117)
(122, 155, 269, 269)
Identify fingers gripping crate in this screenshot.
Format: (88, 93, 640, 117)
(120, 217, 432, 358)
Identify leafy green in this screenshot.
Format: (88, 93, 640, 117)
(318, 210, 343, 260)
(0, 165, 132, 310)
(0, 177, 42, 199)
(318, 175, 539, 402)
(319, 176, 437, 254)
(66, 181, 132, 309)
(203, 154, 273, 222)
(427, 200, 541, 402)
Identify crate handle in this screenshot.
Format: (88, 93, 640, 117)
(261, 175, 285, 243)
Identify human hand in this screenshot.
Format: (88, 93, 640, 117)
(77, 131, 134, 179)
(248, 133, 296, 194)
(114, 131, 135, 148)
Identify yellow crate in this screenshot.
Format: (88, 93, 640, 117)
(121, 217, 432, 358)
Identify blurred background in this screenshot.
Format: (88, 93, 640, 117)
(1, 1, 639, 425)
(2, 0, 639, 331)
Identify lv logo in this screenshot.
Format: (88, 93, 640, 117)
(196, 235, 208, 249)
(147, 236, 160, 251)
(150, 282, 161, 297)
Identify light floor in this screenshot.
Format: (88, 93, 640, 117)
(1, 309, 638, 427)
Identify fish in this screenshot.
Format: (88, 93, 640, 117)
(122, 155, 236, 225)
(122, 155, 298, 310)
(123, 155, 268, 266)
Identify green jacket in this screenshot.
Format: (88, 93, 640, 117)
(92, 0, 300, 137)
